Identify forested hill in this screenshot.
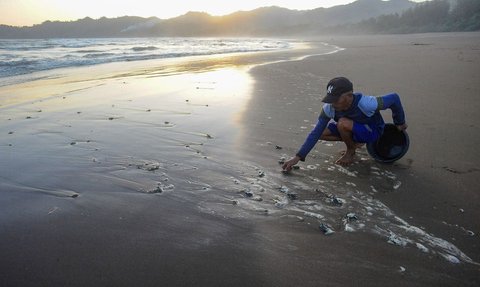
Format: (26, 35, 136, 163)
(0, 0, 415, 38)
(348, 0, 480, 34)
(0, 0, 479, 38)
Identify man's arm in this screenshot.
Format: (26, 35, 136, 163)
(377, 93, 407, 129)
(296, 115, 330, 160)
(282, 113, 329, 171)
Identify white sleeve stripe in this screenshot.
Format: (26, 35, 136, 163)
(322, 104, 335, 118)
(358, 96, 378, 117)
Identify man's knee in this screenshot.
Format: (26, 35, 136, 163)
(321, 128, 340, 141)
(337, 117, 353, 131)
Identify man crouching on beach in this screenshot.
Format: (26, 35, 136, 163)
(282, 77, 407, 170)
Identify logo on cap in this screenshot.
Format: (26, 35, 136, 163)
(327, 85, 334, 95)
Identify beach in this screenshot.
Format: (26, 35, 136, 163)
(1, 33, 479, 286)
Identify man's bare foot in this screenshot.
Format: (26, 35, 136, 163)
(335, 150, 355, 165)
(355, 143, 365, 149)
(339, 143, 364, 155)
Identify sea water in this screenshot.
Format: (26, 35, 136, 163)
(0, 37, 291, 79)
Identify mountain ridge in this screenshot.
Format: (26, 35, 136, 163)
(0, 0, 419, 38)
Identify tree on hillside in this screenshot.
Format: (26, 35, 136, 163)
(400, 0, 449, 28)
(448, 0, 480, 30)
(351, 0, 480, 33)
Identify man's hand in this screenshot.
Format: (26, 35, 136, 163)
(396, 123, 408, 131)
(282, 156, 301, 172)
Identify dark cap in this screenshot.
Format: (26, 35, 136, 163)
(322, 77, 353, 103)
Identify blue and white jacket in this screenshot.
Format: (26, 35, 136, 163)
(296, 92, 406, 160)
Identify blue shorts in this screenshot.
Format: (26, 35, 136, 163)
(328, 122, 381, 143)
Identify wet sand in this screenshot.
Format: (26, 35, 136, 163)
(243, 32, 480, 285)
(1, 33, 479, 286)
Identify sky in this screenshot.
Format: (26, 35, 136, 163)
(0, 0, 428, 27)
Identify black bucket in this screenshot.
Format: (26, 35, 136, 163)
(366, 123, 409, 163)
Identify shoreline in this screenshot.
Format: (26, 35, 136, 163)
(0, 39, 315, 87)
(0, 40, 334, 108)
(1, 32, 479, 286)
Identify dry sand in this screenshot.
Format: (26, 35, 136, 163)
(1, 33, 479, 286)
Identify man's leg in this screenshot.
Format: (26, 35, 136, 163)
(320, 120, 365, 165)
(320, 124, 342, 141)
(336, 117, 357, 165)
